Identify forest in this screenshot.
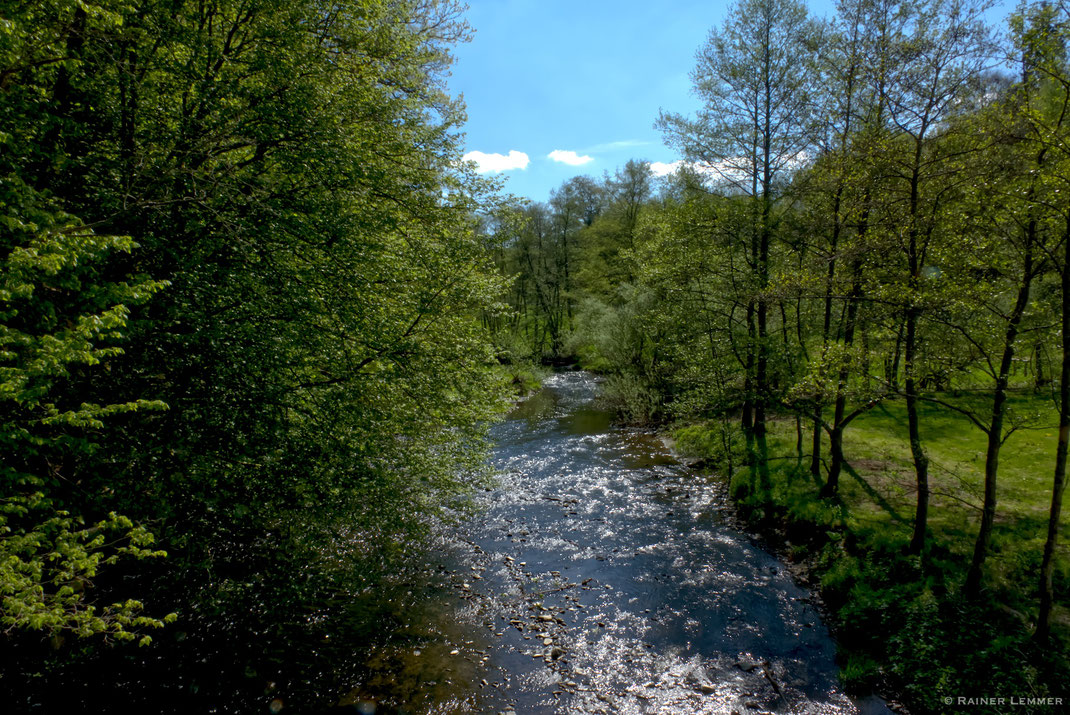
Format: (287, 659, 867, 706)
(1, 0, 1068, 712)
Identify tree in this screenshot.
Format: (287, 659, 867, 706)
(1009, 0, 1070, 636)
(789, 0, 889, 496)
(658, 0, 820, 441)
(0, 178, 170, 640)
(935, 96, 1051, 593)
(2, 0, 511, 649)
(861, 0, 993, 553)
(0, 0, 174, 643)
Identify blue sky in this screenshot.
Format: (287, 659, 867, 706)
(448, 0, 1014, 202)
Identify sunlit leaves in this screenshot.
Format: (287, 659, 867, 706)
(0, 173, 168, 637)
(4, 0, 514, 619)
(0, 493, 172, 641)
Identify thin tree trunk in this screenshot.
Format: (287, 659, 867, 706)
(966, 234, 1035, 595)
(813, 194, 842, 479)
(889, 320, 903, 392)
(1037, 219, 1070, 639)
(906, 306, 930, 553)
(795, 415, 803, 459)
(755, 40, 773, 443)
(1035, 342, 1046, 389)
(823, 262, 863, 497)
(742, 300, 756, 432)
(811, 413, 823, 477)
(756, 247, 769, 440)
(905, 155, 931, 554)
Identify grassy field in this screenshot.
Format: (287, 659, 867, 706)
(804, 392, 1067, 598)
(674, 390, 1070, 712)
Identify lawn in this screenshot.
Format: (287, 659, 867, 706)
(785, 391, 1069, 602)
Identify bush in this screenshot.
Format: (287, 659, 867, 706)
(597, 373, 663, 423)
(840, 652, 882, 693)
(674, 421, 745, 473)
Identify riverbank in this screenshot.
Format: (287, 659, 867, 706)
(670, 406, 1070, 715)
(499, 361, 552, 399)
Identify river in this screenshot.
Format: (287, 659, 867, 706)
(344, 370, 890, 714)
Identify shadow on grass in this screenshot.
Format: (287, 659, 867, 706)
(842, 461, 911, 526)
(806, 455, 824, 490)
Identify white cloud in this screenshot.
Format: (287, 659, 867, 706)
(650, 160, 685, 177)
(548, 149, 594, 166)
(463, 150, 530, 173)
(651, 158, 750, 185)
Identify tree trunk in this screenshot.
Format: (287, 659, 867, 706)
(742, 300, 756, 432)
(906, 306, 930, 553)
(811, 412, 823, 478)
(755, 47, 773, 442)
(813, 186, 843, 480)
(965, 225, 1035, 595)
(905, 154, 931, 554)
(822, 260, 863, 498)
(826, 425, 846, 493)
(889, 320, 903, 392)
(1037, 218, 1070, 639)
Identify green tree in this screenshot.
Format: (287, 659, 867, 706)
(3, 0, 511, 644)
(1008, 0, 1070, 637)
(789, 0, 889, 496)
(861, 0, 993, 553)
(658, 0, 820, 442)
(0, 176, 170, 639)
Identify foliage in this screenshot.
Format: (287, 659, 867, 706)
(674, 421, 745, 473)
(0, 172, 169, 639)
(6, 0, 1070, 707)
(1, 0, 512, 678)
(500, 0, 1070, 709)
(0, 494, 173, 642)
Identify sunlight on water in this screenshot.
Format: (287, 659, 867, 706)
(351, 370, 888, 714)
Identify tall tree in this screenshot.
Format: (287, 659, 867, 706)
(793, 0, 886, 496)
(863, 0, 993, 553)
(1009, 0, 1070, 636)
(3, 0, 511, 633)
(658, 0, 820, 440)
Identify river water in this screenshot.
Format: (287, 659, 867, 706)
(346, 371, 888, 714)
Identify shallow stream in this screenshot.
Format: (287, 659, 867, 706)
(10, 371, 889, 715)
(347, 371, 888, 714)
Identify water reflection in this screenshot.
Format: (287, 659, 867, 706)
(352, 370, 886, 714)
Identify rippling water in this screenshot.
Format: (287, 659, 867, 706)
(350, 371, 889, 715)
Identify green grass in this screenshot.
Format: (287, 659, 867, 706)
(796, 392, 1069, 601)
